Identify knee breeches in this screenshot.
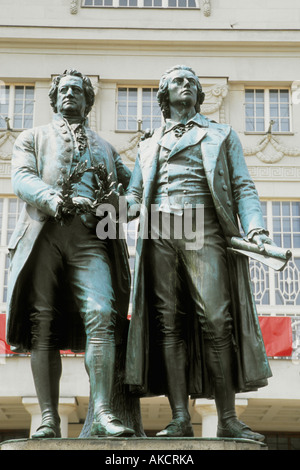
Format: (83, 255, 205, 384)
(147, 209, 232, 349)
(28, 216, 116, 350)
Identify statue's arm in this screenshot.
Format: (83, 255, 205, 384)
(225, 128, 267, 237)
(112, 147, 132, 191)
(125, 154, 143, 221)
(11, 130, 62, 217)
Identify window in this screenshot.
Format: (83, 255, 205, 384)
(84, 0, 113, 5)
(83, 0, 197, 7)
(0, 84, 35, 130)
(245, 88, 291, 133)
(117, 87, 163, 131)
(249, 201, 300, 310)
(0, 198, 25, 308)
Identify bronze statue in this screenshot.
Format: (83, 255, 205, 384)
(125, 65, 275, 441)
(6, 69, 134, 438)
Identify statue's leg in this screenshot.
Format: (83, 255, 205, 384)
(30, 349, 62, 438)
(184, 208, 264, 441)
(68, 234, 134, 437)
(204, 340, 264, 441)
(147, 232, 193, 437)
(80, 338, 146, 438)
(156, 341, 193, 437)
(27, 224, 64, 439)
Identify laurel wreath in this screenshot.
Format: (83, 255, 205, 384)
(54, 161, 114, 224)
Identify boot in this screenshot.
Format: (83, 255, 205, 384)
(85, 339, 134, 437)
(30, 349, 62, 438)
(206, 342, 265, 442)
(156, 342, 194, 437)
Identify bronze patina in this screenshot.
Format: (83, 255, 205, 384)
(7, 70, 135, 439)
(124, 65, 280, 441)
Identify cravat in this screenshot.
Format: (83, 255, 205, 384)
(172, 121, 195, 138)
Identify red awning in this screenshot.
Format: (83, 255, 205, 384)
(259, 316, 293, 357)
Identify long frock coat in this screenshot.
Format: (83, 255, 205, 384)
(125, 113, 272, 398)
(6, 113, 131, 353)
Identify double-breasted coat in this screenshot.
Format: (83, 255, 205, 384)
(6, 113, 131, 353)
(125, 113, 272, 398)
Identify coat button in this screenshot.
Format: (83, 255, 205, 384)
(219, 169, 224, 176)
(61, 168, 67, 174)
(222, 184, 228, 191)
(57, 179, 63, 186)
(64, 157, 71, 163)
(227, 200, 232, 207)
(66, 147, 72, 152)
(64, 136, 71, 142)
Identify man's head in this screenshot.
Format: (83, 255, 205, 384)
(49, 69, 95, 118)
(157, 65, 205, 120)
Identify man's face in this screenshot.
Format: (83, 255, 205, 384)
(56, 75, 87, 118)
(167, 69, 198, 110)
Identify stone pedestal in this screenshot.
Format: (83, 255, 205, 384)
(0, 437, 267, 451)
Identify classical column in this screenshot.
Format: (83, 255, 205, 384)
(193, 398, 248, 438)
(22, 397, 77, 438)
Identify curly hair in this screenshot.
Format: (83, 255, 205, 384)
(48, 69, 95, 117)
(157, 65, 205, 120)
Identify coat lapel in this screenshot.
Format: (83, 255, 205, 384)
(201, 129, 225, 175)
(201, 127, 240, 237)
(167, 126, 207, 158)
(139, 127, 164, 201)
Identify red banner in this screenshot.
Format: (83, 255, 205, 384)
(0, 314, 12, 354)
(259, 316, 293, 357)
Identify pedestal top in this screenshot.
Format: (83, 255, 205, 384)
(1, 437, 267, 451)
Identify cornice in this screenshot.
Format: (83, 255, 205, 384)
(1, 26, 300, 45)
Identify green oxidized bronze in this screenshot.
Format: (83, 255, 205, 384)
(124, 65, 290, 442)
(55, 161, 114, 224)
(6, 69, 144, 439)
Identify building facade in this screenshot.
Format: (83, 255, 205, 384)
(0, 0, 300, 449)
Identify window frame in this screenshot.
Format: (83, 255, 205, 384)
(116, 85, 163, 132)
(250, 200, 300, 315)
(244, 87, 292, 135)
(0, 83, 35, 131)
(82, 0, 198, 8)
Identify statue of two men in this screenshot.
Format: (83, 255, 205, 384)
(7, 66, 274, 441)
